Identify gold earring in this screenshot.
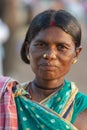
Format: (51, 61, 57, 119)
(72, 59, 77, 64)
(27, 55, 30, 60)
(43, 54, 47, 59)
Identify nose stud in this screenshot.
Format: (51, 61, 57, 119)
(43, 54, 47, 59)
(43, 53, 56, 59)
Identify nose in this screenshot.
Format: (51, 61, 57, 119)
(43, 48, 57, 60)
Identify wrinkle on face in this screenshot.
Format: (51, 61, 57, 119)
(29, 27, 77, 81)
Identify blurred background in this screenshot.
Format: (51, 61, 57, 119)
(0, 0, 87, 93)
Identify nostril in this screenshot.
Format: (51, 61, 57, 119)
(44, 47, 57, 60)
(51, 54, 56, 59)
(43, 52, 56, 60)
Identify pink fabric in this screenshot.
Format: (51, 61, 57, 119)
(0, 76, 18, 130)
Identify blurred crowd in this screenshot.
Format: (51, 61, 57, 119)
(0, 0, 87, 92)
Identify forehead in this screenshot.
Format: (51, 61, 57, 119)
(32, 27, 74, 45)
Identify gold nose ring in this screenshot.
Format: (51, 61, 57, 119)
(51, 54, 56, 59)
(43, 54, 47, 59)
(43, 53, 56, 59)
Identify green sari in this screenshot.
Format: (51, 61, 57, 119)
(1, 76, 87, 130)
(14, 80, 80, 130)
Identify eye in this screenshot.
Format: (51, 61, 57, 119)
(34, 41, 47, 49)
(57, 44, 67, 51)
(37, 42, 45, 47)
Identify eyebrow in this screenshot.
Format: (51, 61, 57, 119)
(35, 39, 73, 47)
(55, 41, 73, 47)
(35, 39, 48, 44)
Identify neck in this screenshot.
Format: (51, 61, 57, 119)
(33, 81, 64, 90)
(28, 78, 64, 102)
(34, 77, 64, 90)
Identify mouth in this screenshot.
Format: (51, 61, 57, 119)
(39, 63, 57, 71)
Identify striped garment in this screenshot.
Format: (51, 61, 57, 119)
(0, 76, 78, 130)
(0, 76, 18, 130)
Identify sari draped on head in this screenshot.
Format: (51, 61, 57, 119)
(0, 76, 85, 130)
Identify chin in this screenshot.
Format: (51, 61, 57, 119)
(38, 70, 61, 80)
(40, 74, 58, 81)
(43, 78, 56, 81)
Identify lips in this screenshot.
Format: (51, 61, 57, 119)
(39, 63, 57, 71)
(40, 62, 57, 66)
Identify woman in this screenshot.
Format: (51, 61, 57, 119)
(0, 9, 87, 130)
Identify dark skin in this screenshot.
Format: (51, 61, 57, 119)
(26, 27, 87, 129)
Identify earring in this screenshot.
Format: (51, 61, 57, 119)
(43, 54, 47, 59)
(72, 59, 77, 64)
(27, 55, 30, 60)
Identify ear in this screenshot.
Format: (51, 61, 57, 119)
(72, 46, 82, 64)
(75, 46, 82, 57)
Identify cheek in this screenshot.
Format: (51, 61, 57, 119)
(29, 47, 38, 64)
(29, 51, 42, 74)
(60, 51, 75, 64)
(59, 54, 74, 71)
(29, 54, 37, 71)
(61, 58, 73, 66)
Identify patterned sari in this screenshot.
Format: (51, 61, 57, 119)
(0, 76, 78, 130)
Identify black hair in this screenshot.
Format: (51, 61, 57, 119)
(21, 9, 81, 64)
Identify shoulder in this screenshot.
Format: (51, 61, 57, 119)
(65, 80, 87, 111)
(71, 91, 87, 123)
(74, 92, 87, 115)
(0, 75, 14, 90)
(19, 81, 29, 90)
(75, 92, 87, 110)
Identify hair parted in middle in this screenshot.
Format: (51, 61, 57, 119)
(21, 9, 81, 64)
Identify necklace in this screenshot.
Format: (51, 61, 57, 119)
(27, 81, 64, 100)
(33, 81, 64, 90)
(27, 82, 32, 99)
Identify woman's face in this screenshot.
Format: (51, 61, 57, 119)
(28, 27, 80, 80)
